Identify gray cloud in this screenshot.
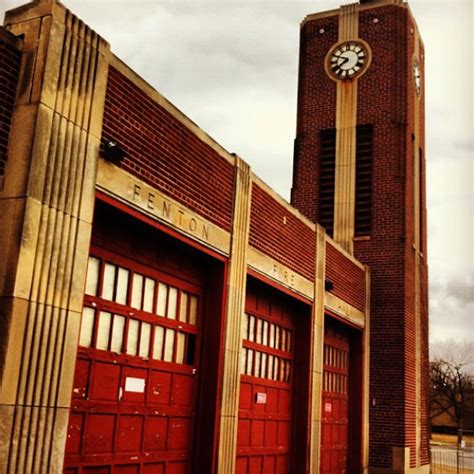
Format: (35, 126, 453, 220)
(1, 0, 472, 344)
(446, 278, 474, 307)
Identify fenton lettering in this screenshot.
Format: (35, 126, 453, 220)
(133, 184, 210, 241)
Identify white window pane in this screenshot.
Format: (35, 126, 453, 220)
(269, 324, 275, 348)
(255, 351, 261, 378)
(275, 326, 280, 350)
(261, 353, 267, 379)
(79, 307, 95, 347)
(102, 263, 116, 301)
(268, 355, 274, 381)
(247, 349, 254, 376)
(256, 319, 262, 344)
(242, 313, 249, 340)
(164, 328, 175, 362)
(262, 321, 269, 346)
(131, 273, 144, 309)
(240, 348, 247, 374)
(110, 315, 125, 353)
(139, 322, 151, 357)
(153, 326, 164, 360)
(280, 360, 286, 382)
(286, 362, 291, 382)
(188, 295, 198, 325)
(96, 311, 111, 350)
(179, 292, 188, 322)
(85, 257, 100, 296)
(127, 319, 139, 356)
(248, 316, 255, 342)
(273, 358, 279, 381)
(116, 268, 129, 305)
(281, 329, 286, 352)
(143, 278, 155, 313)
(156, 283, 168, 317)
(176, 332, 185, 364)
(167, 287, 178, 320)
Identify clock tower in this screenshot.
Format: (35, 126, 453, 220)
(291, 0, 429, 472)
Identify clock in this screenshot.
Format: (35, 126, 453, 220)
(413, 59, 422, 96)
(326, 40, 370, 80)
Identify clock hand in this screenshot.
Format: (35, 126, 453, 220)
(338, 56, 350, 66)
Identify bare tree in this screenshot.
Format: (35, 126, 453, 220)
(430, 340, 474, 444)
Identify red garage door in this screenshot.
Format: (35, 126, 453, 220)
(320, 326, 350, 474)
(64, 244, 203, 474)
(236, 286, 296, 474)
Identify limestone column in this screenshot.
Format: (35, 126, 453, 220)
(0, 0, 110, 472)
(362, 267, 371, 473)
(217, 157, 252, 473)
(333, 4, 359, 254)
(308, 224, 326, 473)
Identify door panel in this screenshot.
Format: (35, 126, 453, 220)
(321, 326, 350, 474)
(65, 246, 203, 474)
(237, 286, 296, 474)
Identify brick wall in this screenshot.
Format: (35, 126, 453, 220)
(102, 66, 235, 232)
(0, 27, 21, 187)
(326, 242, 365, 312)
(249, 183, 316, 281)
(292, 4, 429, 468)
(357, 6, 412, 467)
(290, 14, 338, 222)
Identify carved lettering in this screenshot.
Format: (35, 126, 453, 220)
(162, 200, 171, 219)
(178, 210, 185, 226)
(147, 192, 155, 210)
(271, 263, 296, 288)
(133, 184, 141, 202)
(127, 179, 218, 249)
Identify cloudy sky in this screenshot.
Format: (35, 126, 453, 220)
(1, 0, 472, 347)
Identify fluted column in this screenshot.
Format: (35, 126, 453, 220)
(217, 157, 252, 474)
(333, 4, 359, 254)
(0, 1, 110, 472)
(309, 224, 326, 473)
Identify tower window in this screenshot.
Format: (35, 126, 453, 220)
(355, 124, 373, 236)
(319, 129, 336, 237)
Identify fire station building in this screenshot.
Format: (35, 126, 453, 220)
(0, 0, 429, 473)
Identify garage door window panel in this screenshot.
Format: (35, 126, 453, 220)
(80, 255, 201, 368)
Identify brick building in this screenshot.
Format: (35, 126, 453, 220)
(0, 0, 428, 473)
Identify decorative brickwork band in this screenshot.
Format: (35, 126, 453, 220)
(309, 225, 326, 473)
(0, 1, 109, 472)
(217, 157, 252, 473)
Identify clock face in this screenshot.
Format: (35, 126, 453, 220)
(413, 59, 422, 96)
(327, 41, 368, 80)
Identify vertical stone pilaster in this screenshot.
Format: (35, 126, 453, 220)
(362, 266, 371, 473)
(413, 31, 422, 468)
(333, 4, 359, 254)
(309, 224, 326, 473)
(217, 157, 252, 474)
(0, 1, 110, 472)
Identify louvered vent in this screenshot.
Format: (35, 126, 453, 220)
(319, 129, 336, 237)
(355, 124, 373, 236)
